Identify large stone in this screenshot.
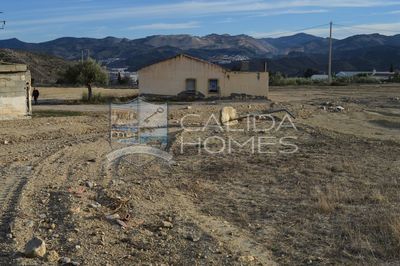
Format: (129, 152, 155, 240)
(24, 237, 46, 258)
(220, 106, 239, 126)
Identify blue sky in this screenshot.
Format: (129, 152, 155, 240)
(1, 0, 400, 42)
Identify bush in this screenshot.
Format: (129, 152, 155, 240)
(390, 73, 400, 83)
(270, 72, 382, 86)
(335, 76, 381, 84)
(270, 72, 328, 86)
(81, 91, 138, 104)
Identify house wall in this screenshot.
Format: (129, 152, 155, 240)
(139, 55, 269, 98)
(225, 72, 268, 98)
(0, 64, 32, 120)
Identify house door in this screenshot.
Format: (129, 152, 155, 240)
(185, 79, 196, 93)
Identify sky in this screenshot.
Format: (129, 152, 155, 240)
(1, 0, 400, 42)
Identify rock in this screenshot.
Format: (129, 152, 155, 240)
(50, 223, 56, 230)
(116, 219, 128, 228)
(238, 256, 255, 263)
(187, 233, 201, 242)
(220, 106, 239, 126)
(335, 106, 345, 112)
(106, 214, 120, 221)
(89, 202, 102, 209)
(24, 237, 46, 258)
(75, 245, 81, 250)
(6, 233, 13, 239)
(46, 250, 60, 262)
(161, 221, 173, 229)
(186, 106, 192, 110)
(85, 181, 95, 189)
(390, 97, 400, 102)
(39, 214, 46, 219)
(3, 140, 9, 145)
(59, 257, 71, 264)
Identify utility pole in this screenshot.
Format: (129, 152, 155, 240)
(81, 49, 90, 62)
(328, 21, 333, 84)
(0, 12, 5, 30)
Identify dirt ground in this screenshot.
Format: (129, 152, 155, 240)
(0, 85, 400, 265)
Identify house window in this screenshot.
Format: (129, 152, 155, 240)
(208, 79, 219, 93)
(185, 79, 196, 93)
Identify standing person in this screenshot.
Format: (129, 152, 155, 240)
(32, 88, 40, 105)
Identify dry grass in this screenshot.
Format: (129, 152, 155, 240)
(389, 217, 400, 245)
(37, 86, 138, 100)
(313, 184, 348, 213)
(316, 193, 336, 213)
(368, 190, 388, 204)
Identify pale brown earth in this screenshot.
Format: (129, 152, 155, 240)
(0, 85, 400, 265)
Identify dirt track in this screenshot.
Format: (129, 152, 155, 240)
(1, 85, 400, 265)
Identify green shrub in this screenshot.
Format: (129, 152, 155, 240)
(80, 91, 138, 104)
(270, 73, 382, 86)
(270, 73, 328, 86)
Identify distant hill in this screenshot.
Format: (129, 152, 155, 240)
(0, 48, 72, 84)
(0, 33, 399, 76)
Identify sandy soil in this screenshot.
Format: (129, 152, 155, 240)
(0, 85, 400, 265)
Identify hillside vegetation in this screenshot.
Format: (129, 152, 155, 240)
(0, 48, 72, 84)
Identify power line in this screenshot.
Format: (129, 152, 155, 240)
(260, 23, 330, 38)
(334, 23, 400, 34)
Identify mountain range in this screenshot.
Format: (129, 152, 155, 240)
(1, 33, 399, 77)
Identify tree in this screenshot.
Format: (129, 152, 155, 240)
(390, 63, 394, 73)
(63, 59, 108, 100)
(303, 68, 318, 78)
(117, 72, 123, 85)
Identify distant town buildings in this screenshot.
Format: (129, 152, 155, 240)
(210, 55, 250, 65)
(108, 67, 138, 85)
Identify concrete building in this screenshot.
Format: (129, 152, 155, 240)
(0, 63, 32, 120)
(138, 54, 269, 99)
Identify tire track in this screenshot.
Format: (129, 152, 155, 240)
(0, 132, 105, 265)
